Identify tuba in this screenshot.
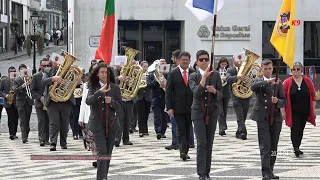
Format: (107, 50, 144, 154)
(219, 68, 227, 87)
(232, 49, 262, 99)
(49, 51, 83, 102)
(119, 47, 146, 100)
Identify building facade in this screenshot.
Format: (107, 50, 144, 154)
(72, 0, 320, 75)
(0, 0, 9, 53)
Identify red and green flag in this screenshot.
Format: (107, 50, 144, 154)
(95, 0, 115, 65)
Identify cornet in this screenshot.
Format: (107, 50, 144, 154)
(20, 69, 32, 99)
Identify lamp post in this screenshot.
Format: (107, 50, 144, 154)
(30, 11, 40, 75)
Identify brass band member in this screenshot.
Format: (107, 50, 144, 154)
(30, 58, 50, 146)
(215, 57, 230, 136)
(86, 63, 121, 179)
(42, 60, 74, 151)
(0, 67, 19, 140)
(13, 64, 34, 143)
(251, 59, 285, 180)
(189, 50, 222, 180)
(226, 56, 250, 140)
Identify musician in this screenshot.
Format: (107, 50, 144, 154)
(147, 60, 168, 139)
(166, 51, 195, 160)
(216, 57, 230, 136)
(30, 58, 50, 146)
(86, 63, 121, 179)
(0, 67, 19, 140)
(42, 60, 75, 151)
(13, 64, 34, 143)
(226, 55, 250, 140)
(165, 50, 195, 150)
(282, 62, 316, 157)
(251, 59, 285, 180)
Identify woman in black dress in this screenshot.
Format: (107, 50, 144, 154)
(86, 63, 121, 179)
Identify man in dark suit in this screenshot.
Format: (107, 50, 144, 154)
(251, 59, 285, 180)
(136, 61, 152, 137)
(189, 50, 222, 180)
(42, 64, 75, 151)
(226, 57, 250, 140)
(147, 60, 168, 139)
(0, 67, 19, 140)
(166, 51, 195, 160)
(13, 64, 34, 143)
(31, 58, 50, 146)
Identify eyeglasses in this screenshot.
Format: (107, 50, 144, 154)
(42, 65, 50, 67)
(199, 58, 209, 62)
(292, 68, 301, 71)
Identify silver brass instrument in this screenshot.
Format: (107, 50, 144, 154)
(232, 49, 262, 99)
(219, 68, 227, 87)
(154, 63, 167, 91)
(20, 69, 33, 99)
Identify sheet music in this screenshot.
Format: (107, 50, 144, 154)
(115, 56, 126, 66)
(51, 53, 64, 64)
(159, 64, 170, 73)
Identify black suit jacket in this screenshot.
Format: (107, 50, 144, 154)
(30, 72, 45, 108)
(166, 67, 195, 114)
(86, 83, 122, 133)
(137, 80, 152, 102)
(250, 78, 286, 122)
(13, 76, 34, 107)
(147, 71, 166, 106)
(0, 77, 16, 108)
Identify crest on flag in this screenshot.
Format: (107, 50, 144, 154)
(276, 11, 291, 38)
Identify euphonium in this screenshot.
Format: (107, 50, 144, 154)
(154, 63, 167, 91)
(119, 46, 146, 100)
(49, 51, 83, 102)
(232, 49, 262, 99)
(219, 68, 227, 87)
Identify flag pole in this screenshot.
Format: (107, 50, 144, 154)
(205, 0, 219, 125)
(269, 55, 282, 125)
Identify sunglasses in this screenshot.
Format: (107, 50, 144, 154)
(199, 58, 209, 62)
(292, 68, 301, 71)
(42, 65, 50, 67)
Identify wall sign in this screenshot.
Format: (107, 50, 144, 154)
(198, 25, 251, 41)
(89, 36, 101, 47)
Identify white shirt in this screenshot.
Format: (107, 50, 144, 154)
(199, 68, 205, 76)
(179, 66, 189, 81)
(78, 83, 90, 124)
(99, 81, 105, 87)
(263, 76, 271, 81)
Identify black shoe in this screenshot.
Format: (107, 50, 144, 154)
(156, 133, 161, 140)
(143, 133, 149, 136)
(45, 142, 50, 145)
(61, 146, 67, 149)
(129, 129, 134, 133)
(165, 144, 179, 150)
(271, 173, 279, 179)
(40, 141, 45, 146)
(219, 129, 226, 136)
(240, 133, 247, 140)
(206, 174, 212, 180)
(123, 141, 133, 145)
(22, 139, 28, 143)
(294, 148, 303, 157)
(199, 175, 206, 180)
(180, 153, 189, 161)
(114, 141, 120, 147)
(161, 135, 166, 138)
(92, 161, 97, 168)
(79, 136, 83, 139)
(189, 144, 195, 148)
(73, 136, 78, 140)
(139, 133, 144, 137)
(9, 135, 15, 140)
(50, 145, 56, 151)
(14, 136, 18, 139)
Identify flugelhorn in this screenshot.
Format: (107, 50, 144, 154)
(20, 68, 32, 99)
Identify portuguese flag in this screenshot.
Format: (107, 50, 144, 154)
(94, 0, 115, 65)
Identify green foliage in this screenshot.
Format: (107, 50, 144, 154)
(26, 35, 31, 56)
(37, 33, 45, 56)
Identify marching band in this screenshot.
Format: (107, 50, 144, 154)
(0, 48, 317, 180)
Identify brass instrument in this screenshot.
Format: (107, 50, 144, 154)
(219, 68, 227, 87)
(232, 49, 262, 99)
(154, 63, 167, 91)
(119, 47, 146, 100)
(49, 51, 83, 102)
(43, 106, 47, 111)
(7, 88, 15, 105)
(7, 72, 18, 105)
(21, 69, 33, 99)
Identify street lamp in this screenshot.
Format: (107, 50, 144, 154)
(30, 11, 40, 74)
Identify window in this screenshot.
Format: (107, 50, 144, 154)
(262, 21, 287, 74)
(304, 21, 320, 72)
(0, 0, 2, 14)
(118, 21, 139, 58)
(3, 0, 7, 14)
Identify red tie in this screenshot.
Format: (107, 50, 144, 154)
(183, 70, 188, 86)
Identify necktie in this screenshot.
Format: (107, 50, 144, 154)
(183, 70, 188, 86)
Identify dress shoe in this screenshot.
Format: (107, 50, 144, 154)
(156, 133, 161, 140)
(294, 148, 303, 157)
(40, 141, 45, 146)
(123, 141, 133, 145)
(206, 174, 212, 180)
(73, 136, 78, 140)
(9, 135, 15, 140)
(139, 133, 144, 137)
(92, 161, 97, 168)
(61, 145, 67, 149)
(114, 141, 120, 147)
(14, 136, 18, 139)
(199, 175, 206, 180)
(189, 144, 195, 148)
(161, 135, 166, 138)
(143, 133, 149, 136)
(271, 173, 279, 179)
(165, 144, 179, 150)
(45, 142, 50, 145)
(79, 135, 83, 139)
(22, 139, 28, 143)
(180, 153, 187, 161)
(219, 129, 226, 136)
(50, 145, 56, 151)
(240, 133, 247, 140)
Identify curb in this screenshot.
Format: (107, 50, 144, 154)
(0, 46, 58, 61)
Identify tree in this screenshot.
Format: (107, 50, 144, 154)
(26, 33, 44, 56)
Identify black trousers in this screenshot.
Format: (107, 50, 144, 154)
(257, 118, 282, 178)
(218, 98, 230, 130)
(174, 113, 191, 155)
(193, 116, 217, 175)
(153, 103, 168, 135)
(291, 112, 308, 149)
(72, 104, 83, 137)
(116, 101, 133, 142)
(137, 98, 151, 133)
(130, 102, 138, 130)
(17, 103, 32, 141)
(35, 107, 49, 143)
(233, 98, 250, 135)
(5, 105, 19, 136)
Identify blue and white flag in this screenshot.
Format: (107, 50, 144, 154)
(185, 0, 224, 21)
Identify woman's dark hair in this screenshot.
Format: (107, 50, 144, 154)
(215, 57, 230, 70)
(88, 62, 115, 89)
